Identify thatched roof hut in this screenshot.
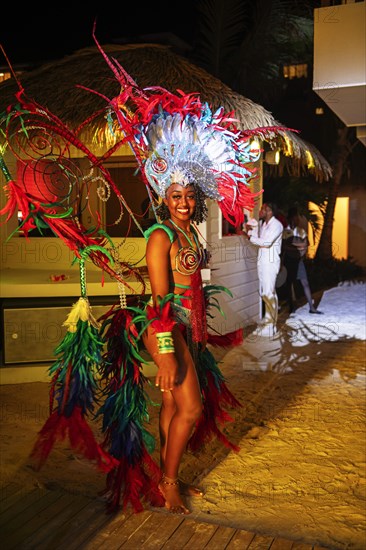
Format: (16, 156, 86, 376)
(0, 43, 332, 181)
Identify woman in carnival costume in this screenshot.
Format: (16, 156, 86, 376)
(93, 41, 276, 514)
(0, 35, 286, 516)
(143, 182, 210, 515)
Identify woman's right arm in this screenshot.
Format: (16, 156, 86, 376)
(145, 228, 179, 391)
(146, 228, 171, 303)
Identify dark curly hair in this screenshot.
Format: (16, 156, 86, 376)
(156, 184, 208, 224)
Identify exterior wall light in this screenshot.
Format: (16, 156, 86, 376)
(250, 138, 261, 154)
(264, 149, 280, 165)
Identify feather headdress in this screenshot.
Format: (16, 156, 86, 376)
(91, 32, 288, 228)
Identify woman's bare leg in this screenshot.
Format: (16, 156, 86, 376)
(158, 393, 176, 469)
(143, 326, 202, 513)
(159, 394, 203, 496)
(299, 276, 316, 310)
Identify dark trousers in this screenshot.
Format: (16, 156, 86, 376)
(283, 256, 300, 312)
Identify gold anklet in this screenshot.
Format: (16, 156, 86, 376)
(162, 476, 179, 486)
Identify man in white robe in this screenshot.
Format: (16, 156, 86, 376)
(244, 203, 284, 335)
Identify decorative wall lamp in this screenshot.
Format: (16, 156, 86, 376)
(264, 149, 280, 165)
(249, 138, 261, 155)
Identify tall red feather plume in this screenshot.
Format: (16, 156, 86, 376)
(188, 373, 241, 453)
(103, 450, 164, 514)
(30, 406, 118, 473)
(207, 328, 244, 347)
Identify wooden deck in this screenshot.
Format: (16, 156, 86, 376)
(1, 483, 331, 550)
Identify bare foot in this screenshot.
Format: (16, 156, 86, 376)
(179, 480, 204, 497)
(159, 476, 190, 515)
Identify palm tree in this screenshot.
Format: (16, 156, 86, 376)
(315, 124, 358, 261)
(189, 0, 363, 264)
(190, 0, 315, 108)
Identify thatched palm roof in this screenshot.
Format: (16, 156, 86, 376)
(0, 43, 332, 181)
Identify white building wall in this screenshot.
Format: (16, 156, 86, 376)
(205, 201, 260, 335)
(313, 1, 366, 142)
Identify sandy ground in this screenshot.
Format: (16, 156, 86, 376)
(0, 282, 365, 549)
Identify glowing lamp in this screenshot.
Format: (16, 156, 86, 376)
(265, 150, 280, 165)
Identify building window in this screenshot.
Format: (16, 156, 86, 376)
(103, 161, 151, 237)
(307, 198, 349, 260)
(0, 71, 12, 83)
(283, 64, 308, 80)
(0, 70, 23, 83)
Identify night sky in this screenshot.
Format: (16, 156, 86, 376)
(1, 3, 198, 66)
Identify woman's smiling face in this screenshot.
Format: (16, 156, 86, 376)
(164, 184, 196, 222)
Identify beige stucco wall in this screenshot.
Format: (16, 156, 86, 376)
(313, 2, 366, 129)
(204, 202, 261, 336)
(346, 186, 366, 269)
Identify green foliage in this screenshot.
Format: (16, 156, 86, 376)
(263, 174, 328, 221)
(305, 257, 365, 293)
(192, 0, 315, 105)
